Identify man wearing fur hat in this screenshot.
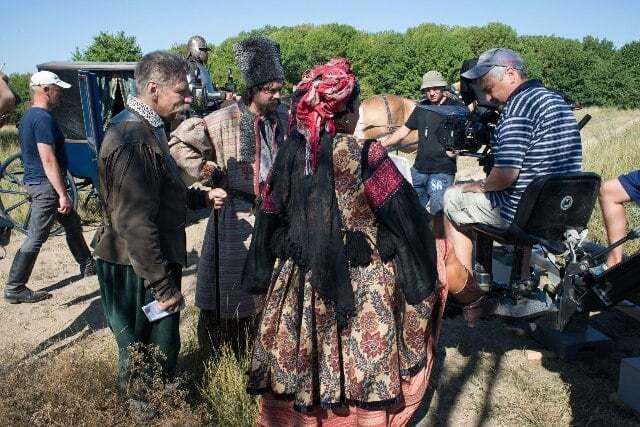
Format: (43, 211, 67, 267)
(169, 36, 287, 352)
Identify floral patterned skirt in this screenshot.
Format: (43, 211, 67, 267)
(247, 240, 448, 421)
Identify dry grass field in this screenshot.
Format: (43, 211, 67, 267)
(1, 108, 640, 426)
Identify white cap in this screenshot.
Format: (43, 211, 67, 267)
(29, 71, 71, 89)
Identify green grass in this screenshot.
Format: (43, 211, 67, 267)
(0, 126, 19, 162)
(575, 107, 640, 145)
(200, 344, 258, 426)
(0, 309, 258, 426)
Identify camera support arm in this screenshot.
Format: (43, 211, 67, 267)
(588, 226, 640, 266)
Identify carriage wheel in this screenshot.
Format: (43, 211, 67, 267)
(0, 152, 78, 235)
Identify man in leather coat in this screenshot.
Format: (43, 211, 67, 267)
(93, 51, 227, 391)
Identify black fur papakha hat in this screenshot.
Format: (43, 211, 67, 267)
(233, 37, 285, 89)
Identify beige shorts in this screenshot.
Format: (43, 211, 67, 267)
(443, 186, 508, 229)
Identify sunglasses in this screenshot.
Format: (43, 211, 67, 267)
(261, 86, 282, 95)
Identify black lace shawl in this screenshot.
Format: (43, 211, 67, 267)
(242, 132, 438, 327)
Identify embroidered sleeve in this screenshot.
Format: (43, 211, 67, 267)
(363, 141, 404, 209)
(361, 140, 438, 305)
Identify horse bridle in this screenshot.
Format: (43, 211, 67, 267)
(359, 95, 411, 138)
(377, 94, 405, 136)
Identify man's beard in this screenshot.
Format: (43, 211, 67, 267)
(258, 99, 279, 114)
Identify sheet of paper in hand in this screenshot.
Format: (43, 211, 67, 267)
(142, 300, 186, 322)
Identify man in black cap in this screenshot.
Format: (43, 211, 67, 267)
(443, 48, 582, 272)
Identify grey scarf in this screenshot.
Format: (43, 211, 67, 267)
(238, 102, 279, 184)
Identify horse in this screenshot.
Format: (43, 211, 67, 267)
(354, 94, 418, 153)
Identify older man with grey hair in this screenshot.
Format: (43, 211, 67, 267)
(93, 51, 227, 393)
(441, 48, 582, 324)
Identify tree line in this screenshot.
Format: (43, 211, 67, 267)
(6, 23, 640, 124)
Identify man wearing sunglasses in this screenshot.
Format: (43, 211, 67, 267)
(169, 36, 287, 354)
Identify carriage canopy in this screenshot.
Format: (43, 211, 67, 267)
(36, 61, 137, 140)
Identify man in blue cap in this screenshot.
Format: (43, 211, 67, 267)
(443, 48, 582, 276)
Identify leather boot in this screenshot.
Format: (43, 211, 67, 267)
(66, 231, 95, 277)
(451, 269, 496, 327)
(4, 250, 51, 303)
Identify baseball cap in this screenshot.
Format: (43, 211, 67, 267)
(420, 70, 447, 90)
(29, 71, 71, 89)
(461, 48, 524, 80)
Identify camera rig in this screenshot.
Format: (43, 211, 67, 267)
(453, 110, 637, 358)
(419, 104, 498, 174)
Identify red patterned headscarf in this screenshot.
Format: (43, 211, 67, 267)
(291, 58, 357, 172)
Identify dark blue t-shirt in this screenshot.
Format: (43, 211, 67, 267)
(19, 107, 68, 184)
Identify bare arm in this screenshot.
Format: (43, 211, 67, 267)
(460, 167, 519, 193)
(0, 73, 16, 127)
(380, 125, 412, 148)
(36, 143, 71, 213)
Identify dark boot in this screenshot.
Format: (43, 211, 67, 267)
(66, 231, 95, 277)
(4, 250, 51, 303)
(452, 270, 496, 327)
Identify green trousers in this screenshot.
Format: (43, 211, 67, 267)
(97, 259, 182, 390)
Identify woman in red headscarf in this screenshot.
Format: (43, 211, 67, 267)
(242, 58, 448, 426)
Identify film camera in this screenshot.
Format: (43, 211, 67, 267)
(410, 103, 498, 174)
(411, 57, 501, 171)
(431, 104, 498, 153)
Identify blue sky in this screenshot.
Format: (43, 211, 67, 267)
(2, 0, 639, 74)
